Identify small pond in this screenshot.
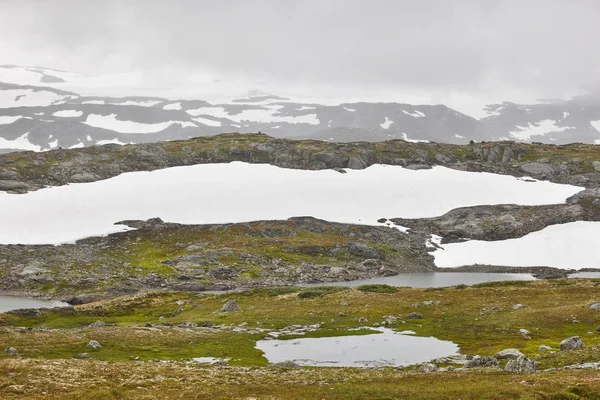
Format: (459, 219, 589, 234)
(0, 295, 70, 313)
(301, 272, 536, 289)
(255, 328, 459, 368)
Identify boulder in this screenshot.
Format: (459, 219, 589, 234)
(560, 336, 584, 351)
(538, 345, 552, 352)
(512, 304, 527, 310)
(464, 356, 499, 369)
(5, 347, 18, 356)
(406, 312, 424, 319)
(88, 340, 102, 349)
(504, 356, 536, 373)
(520, 163, 555, 178)
(70, 172, 100, 183)
(494, 348, 524, 360)
(87, 321, 106, 328)
(589, 303, 600, 310)
(519, 329, 531, 336)
(418, 363, 439, 372)
(75, 353, 90, 359)
(220, 300, 241, 313)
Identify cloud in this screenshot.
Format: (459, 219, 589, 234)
(1, 0, 599, 110)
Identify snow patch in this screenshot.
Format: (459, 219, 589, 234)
(402, 110, 425, 118)
(192, 117, 221, 127)
(591, 121, 600, 132)
(0, 116, 23, 125)
(0, 132, 41, 152)
(510, 120, 572, 141)
(83, 114, 193, 134)
(53, 110, 83, 118)
(380, 117, 393, 129)
(401, 133, 429, 143)
(163, 102, 182, 110)
(0, 162, 582, 245)
(0, 89, 69, 108)
(433, 221, 600, 270)
(343, 107, 356, 112)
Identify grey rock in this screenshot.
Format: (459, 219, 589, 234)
(418, 363, 439, 372)
(220, 300, 241, 313)
(357, 317, 368, 324)
(519, 328, 531, 336)
(406, 312, 424, 319)
(520, 163, 555, 177)
(464, 356, 499, 369)
(178, 321, 198, 328)
(271, 360, 302, 369)
(70, 172, 100, 183)
(512, 304, 527, 310)
(87, 340, 102, 349)
(559, 336, 584, 351)
(589, 303, 600, 310)
(538, 345, 552, 352)
(87, 321, 106, 328)
(345, 243, 384, 259)
(592, 161, 600, 172)
(75, 353, 90, 359)
(494, 348, 525, 360)
(5, 347, 18, 356)
(504, 356, 536, 373)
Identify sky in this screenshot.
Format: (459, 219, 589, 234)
(0, 0, 599, 117)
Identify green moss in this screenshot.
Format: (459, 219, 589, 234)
(356, 284, 398, 294)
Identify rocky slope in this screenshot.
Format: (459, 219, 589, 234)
(0, 217, 432, 297)
(1, 133, 599, 194)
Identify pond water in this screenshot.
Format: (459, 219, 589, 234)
(255, 328, 459, 368)
(301, 272, 537, 289)
(0, 295, 70, 313)
(570, 272, 600, 279)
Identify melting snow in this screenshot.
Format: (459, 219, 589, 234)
(433, 221, 600, 270)
(402, 110, 426, 118)
(83, 114, 193, 134)
(109, 100, 162, 107)
(297, 106, 316, 111)
(0, 116, 23, 125)
(163, 102, 182, 110)
(510, 120, 572, 140)
(188, 106, 320, 125)
(95, 139, 130, 146)
(400, 133, 429, 143)
(0, 132, 42, 152)
(380, 117, 393, 129)
(343, 107, 356, 112)
(192, 117, 221, 127)
(0, 162, 582, 245)
(0, 89, 68, 108)
(81, 100, 105, 105)
(53, 110, 83, 118)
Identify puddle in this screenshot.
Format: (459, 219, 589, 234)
(0, 295, 70, 313)
(255, 328, 459, 368)
(192, 357, 230, 364)
(301, 272, 536, 289)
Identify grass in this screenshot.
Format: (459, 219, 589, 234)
(2, 359, 600, 399)
(3, 280, 600, 398)
(2, 279, 600, 370)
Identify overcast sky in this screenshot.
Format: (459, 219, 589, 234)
(1, 0, 599, 115)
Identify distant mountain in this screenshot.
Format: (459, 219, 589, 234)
(0, 65, 599, 152)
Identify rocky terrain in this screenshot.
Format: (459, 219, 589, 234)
(1, 132, 600, 194)
(0, 217, 432, 298)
